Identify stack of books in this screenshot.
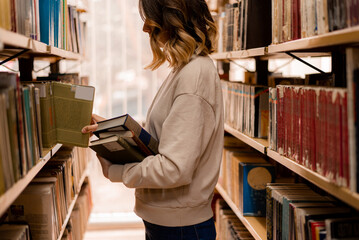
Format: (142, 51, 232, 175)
(90, 114, 159, 164)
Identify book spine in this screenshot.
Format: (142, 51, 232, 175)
(341, 91, 349, 187)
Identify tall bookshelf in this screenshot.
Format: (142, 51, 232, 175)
(209, 0, 359, 239)
(0, 2, 90, 239)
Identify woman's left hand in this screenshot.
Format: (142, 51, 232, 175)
(97, 154, 112, 178)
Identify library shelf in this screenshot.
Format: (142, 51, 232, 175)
(0, 28, 81, 60)
(224, 124, 268, 154)
(0, 143, 62, 217)
(268, 25, 359, 54)
(267, 149, 359, 210)
(57, 168, 89, 240)
(47, 46, 82, 60)
(211, 47, 266, 60)
(215, 183, 266, 240)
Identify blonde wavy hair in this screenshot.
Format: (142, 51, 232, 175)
(139, 0, 217, 70)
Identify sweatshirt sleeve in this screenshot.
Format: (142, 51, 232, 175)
(107, 93, 216, 189)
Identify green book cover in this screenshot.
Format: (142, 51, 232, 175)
(52, 82, 94, 147)
(33, 82, 57, 148)
(33, 82, 95, 148)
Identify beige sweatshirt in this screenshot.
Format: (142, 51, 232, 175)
(107, 55, 224, 227)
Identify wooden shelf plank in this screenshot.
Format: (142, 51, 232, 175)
(57, 168, 88, 240)
(0, 28, 81, 60)
(47, 46, 81, 60)
(215, 184, 266, 240)
(211, 47, 266, 60)
(224, 124, 268, 154)
(267, 149, 359, 210)
(0, 144, 62, 216)
(0, 28, 48, 53)
(268, 26, 359, 53)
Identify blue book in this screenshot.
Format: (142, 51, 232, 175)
(239, 162, 275, 216)
(54, 0, 60, 48)
(39, 0, 51, 45)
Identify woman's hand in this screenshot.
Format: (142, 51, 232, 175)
(82, 114, 106, 135)
(97, 154, 112, 178)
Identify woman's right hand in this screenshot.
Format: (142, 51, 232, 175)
(82, 114, 106, 135)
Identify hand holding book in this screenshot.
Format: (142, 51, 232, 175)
(83, 113, 159, 165)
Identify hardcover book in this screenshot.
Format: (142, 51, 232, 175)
(90, 135, 146, 164)
(94, 113, 159, 155)
(33, 81, 95, 148)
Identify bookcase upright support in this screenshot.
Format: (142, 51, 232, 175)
(19, 57, 34, 82)
(255, 58, 268, 85)
(332, 50, 347, 87)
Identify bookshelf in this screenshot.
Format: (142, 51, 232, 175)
(211, 47, 266, 60)
(267, 149, 359, 210)
(0, 2, 89, 239)
(215, 184, 266, 240)
(57, 168, 89, 240)
(224, 124, 268, 154)
(0, 144, 62, 217)
(210, 0, 359, 239)
(268, 25, 359, 53)
(0, 28, 82, 60)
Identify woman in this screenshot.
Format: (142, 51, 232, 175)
(82, 0, 224, 239)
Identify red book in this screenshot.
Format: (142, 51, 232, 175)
(285, 86, 292, 158)
(320, 89, 329, 179)
(291, 0, 301, 40)
(301, 87, 307, 166)
(293, 87, 301, 162)
(308, 89, 317, 171)
(341, 90, 349, 187)
(277, 86, 285, 155)
(330, 90, 342, 184)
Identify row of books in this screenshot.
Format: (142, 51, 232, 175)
(221, 80, 269, 139)
(215, 0, 271, 52)
(0, 0, 86, 53)
(0, 72, 43, 195)
(266, 183, 359, 240)
(2, 146, 90, 240)
(0, 72, 94, 197)
(272, 0, 359, 44)
(220, 135, 275, 216)
(62, 181, 92, 240)
(269, 85, 350, 188)
(215, 199, 255, 240)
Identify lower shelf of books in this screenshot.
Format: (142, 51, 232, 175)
(0, 143, 62, 217)
(215, 183, 266, 240)
(267, 149, 359, 211)
(57, 168, 89, 240)
(224, 124, 268, 154)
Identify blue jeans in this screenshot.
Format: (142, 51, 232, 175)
(143, 218, 216, 240)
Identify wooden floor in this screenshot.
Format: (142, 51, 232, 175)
(84, 153, 145, 239)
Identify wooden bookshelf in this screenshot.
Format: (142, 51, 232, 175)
(224, 124, 268, 154)
(268, 25, 359, 53)
(0, 144, 62, 217)
(0, 28, 81, 60)
(267, 149, 359, 210)
(215, 184, 266, 240)
(57, 168, 89, 240)
(47, 46, 82, 60)
(211, 47, 266, 60)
